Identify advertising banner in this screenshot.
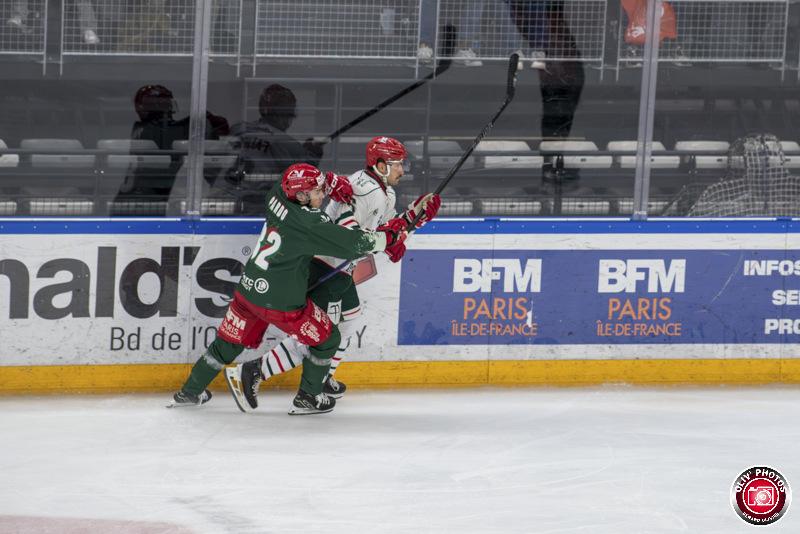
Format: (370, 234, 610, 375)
(0, 220, 399, 366)
(0, 232, 251, 365)
(2, 219, 800, 368)
(398, 249, 800, 345)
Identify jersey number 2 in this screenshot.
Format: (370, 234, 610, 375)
(250, 224, 282, 270)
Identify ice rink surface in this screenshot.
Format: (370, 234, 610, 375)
(1, 387, 798, 533)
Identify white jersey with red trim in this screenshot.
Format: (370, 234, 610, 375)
(316, 169, 397, 270)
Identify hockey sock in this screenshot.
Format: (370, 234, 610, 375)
(329, 316, 359, 377)
(299, 327, 340, 395)
(261, 337, 307, 379)
(181, 338, 244, 396)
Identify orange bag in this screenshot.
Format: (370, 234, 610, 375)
(622, 0, 677, 45)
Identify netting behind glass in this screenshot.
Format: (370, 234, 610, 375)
(255, 0, 420, 58)
(620, 0, 788, 64)
(61, 0, 241, 56)
(666, 134, 800, 217)
(0, 0, 46, 54)
(437, 0, 606, 62)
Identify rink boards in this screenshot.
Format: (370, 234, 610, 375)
(2, 217, 800, 392)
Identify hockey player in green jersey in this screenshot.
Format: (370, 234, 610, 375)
(232, 136, 440, 406)
(171, 162, 409, 414)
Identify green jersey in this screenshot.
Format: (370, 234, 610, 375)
(237, 184, 385, 311)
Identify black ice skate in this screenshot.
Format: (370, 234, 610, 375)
(225, 359, 263, 413)
(288, 390, 336, 415)
(168, 389, 212, 408)
(322, 375, 346, 399)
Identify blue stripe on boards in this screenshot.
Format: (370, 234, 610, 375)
(0, 217, 798, 235)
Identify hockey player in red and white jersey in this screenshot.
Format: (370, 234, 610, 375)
(230, 136, 440, 406)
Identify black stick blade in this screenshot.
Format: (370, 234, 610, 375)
(506, 53, 520, 99)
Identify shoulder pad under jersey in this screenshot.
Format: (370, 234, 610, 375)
(350, 171, 384, 197)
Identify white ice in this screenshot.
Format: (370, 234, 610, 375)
(0, 387, 798, 533)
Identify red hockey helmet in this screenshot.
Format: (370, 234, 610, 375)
(366, 136, 407, 167)
(134, 84, 176, 121)
(281, 163, 325, 201)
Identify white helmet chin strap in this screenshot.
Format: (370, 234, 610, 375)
(371, 163, 390, 184)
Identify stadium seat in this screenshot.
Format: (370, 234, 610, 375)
(243, 173, 280, 183)
(172, 139, 234, 153)
(406, 140, 475, 171)
(172, 140, 238, 168)
(0, 139, 19, 167)
(779, 141, 800, 169)
(438, 199, 474, 216)
(106, 200, 169, 216)
(21, 139, 95, 168)
(171, 140, 189, 153)
(0, 200, 17, 215)
(560, 198, 611, 215)
(538, 141, 612, 169)
(607, 141, 679, 169)
(97, 139, 171, 169)
(179, 199, 238, 216)
(480, 198, 542, 215)
(400, 191, 474, 216)
(617, 198, 671, 215)
(29, 198, 94, 215)
(674, 140, 729, 169)
(474, 140, 542, 169)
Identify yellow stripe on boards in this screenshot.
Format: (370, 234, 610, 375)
(1, 359, 800, 394)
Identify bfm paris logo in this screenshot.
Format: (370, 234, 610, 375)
(730, 466, 791, 525)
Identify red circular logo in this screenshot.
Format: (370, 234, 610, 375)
(731, 466, 791, 525)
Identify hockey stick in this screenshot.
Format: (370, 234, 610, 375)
(318, 25, 457, 144)
(308, 53, 521, 292)
(407, 52, 520, 228)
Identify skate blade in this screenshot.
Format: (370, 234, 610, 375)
(166, 400, 201, 409)
(224, 367, 252, 413)
(288, 406, 334, 416)
(166, 395, 210, 409)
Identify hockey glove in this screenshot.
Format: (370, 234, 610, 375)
(402, 193, 441, 229)
(376, 217, 409, 263)
(325, 171, 354, 204)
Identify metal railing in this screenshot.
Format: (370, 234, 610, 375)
(254, 0, 421, 59)
(0, 0, 47, 57)
(437, 0, 608, 64)
(0, 0, 796, 70)
(60, 0, 241, 56)
(618, 0, 789, 65)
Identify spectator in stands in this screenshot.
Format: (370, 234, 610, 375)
(452, 0, 531, 68)
(8, 0, 100, 44)
(509, 1, 584, 137)
(227, 84, 324, 214)
(113, 84, 228, 212)
(509, 2, 585, 182)
(506, 1, 549, 69)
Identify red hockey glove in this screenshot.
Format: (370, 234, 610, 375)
(384, 240, 406, 263)
(325, 171, 354, 204)
(376, 217, 409, 263)
(402, 193, 441, 229)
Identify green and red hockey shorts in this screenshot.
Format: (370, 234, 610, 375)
(217, 291, 333, 349)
